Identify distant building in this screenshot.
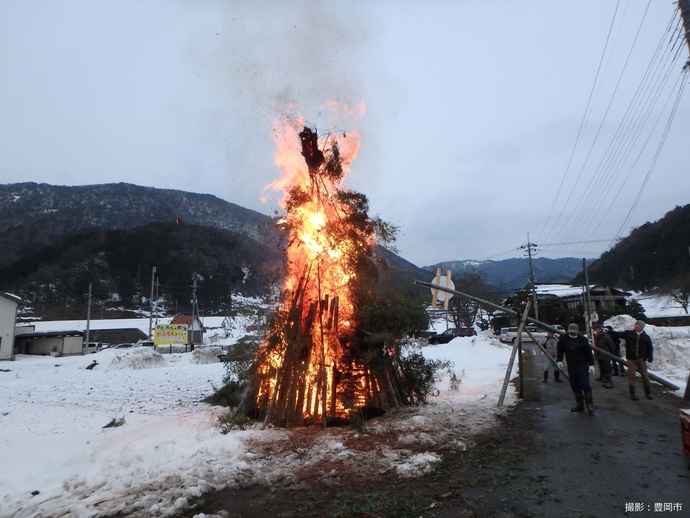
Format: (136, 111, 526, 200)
(503, 283, 630, 320)
(13, 321, 147, 356)
(87, 328, 147, 346)
(533, 283, 629, 312)
(0, 291, 23, 360)
(14, 328, 84, 356)
(170, 315, 205, 345)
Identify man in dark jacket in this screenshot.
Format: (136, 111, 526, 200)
(592, 324, 615, 388)
(604, 325, 625, 376)
(557, 323, 596, 414)
(611, 320, 654, 400)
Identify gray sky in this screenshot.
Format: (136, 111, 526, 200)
(1, 1, 689, 267)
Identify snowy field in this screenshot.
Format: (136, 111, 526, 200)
(1, 316, 689, 517)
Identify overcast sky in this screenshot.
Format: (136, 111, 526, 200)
(1, 1, 689, 267)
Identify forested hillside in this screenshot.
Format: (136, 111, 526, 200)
(573, 204, 690, 291)
(0, 221, 286, 320)
(0, 182, 277, 267)
(0, 183, 430, 320)
(5, 183, 685, 321)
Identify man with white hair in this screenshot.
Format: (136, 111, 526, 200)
(611, 320, 654, 401)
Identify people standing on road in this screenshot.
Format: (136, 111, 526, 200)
(557, 323, 596, 414)
(604, 325, 625, 376)
(592, 324, 615, 389)
(541, 331, 563, 383)
(610, 320, 654, 401)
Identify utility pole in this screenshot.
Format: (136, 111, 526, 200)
(191, 276, 199, 320)
(154, 277, 160, 326)
(191, 274, 200, 347)
(148, 266, 156, 340)
(520, 234, 539, 320)
(84, 282, 92, 352)
(583, 258, 595, 338)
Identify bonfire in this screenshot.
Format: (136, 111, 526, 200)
(252, 122, 418, 428)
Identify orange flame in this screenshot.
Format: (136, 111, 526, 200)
(256, 112, 371, 426)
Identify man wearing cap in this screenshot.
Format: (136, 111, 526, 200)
(557, 323, 596, 414)
(610, 321, 654, 400)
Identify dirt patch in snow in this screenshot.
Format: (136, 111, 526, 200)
(176, 399, 521, 517)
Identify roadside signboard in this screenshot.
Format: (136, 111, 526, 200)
(154, 324, 188, 345)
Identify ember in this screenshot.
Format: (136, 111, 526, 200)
(253, 121, 416, 428)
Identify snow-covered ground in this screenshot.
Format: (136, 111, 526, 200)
(631, 291, 690, 319)
(1, 315, 689, 517)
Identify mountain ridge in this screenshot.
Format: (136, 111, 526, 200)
(0, 182, 277, 266)
(423, 257, 589, 292)
(6, 182, 683, 320)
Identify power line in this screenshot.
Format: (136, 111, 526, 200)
(608, 68, 687, 247)
(538, 0, 622, 246)
(540, 5, 686, 258)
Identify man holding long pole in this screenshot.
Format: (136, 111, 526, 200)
(557, 323, 596, 414)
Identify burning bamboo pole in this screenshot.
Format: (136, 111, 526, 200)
(253, 123, 426, 427)
(254, 126, 365, 426)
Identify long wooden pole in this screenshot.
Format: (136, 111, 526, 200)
(414, 280, 679, 391)
(498, 300, 531, 406)
(526, 328, 569, 381)
(516, 302, 531, 399)
(497, 340, 520, 408)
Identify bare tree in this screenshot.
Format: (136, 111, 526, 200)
(447, 271, 491, 328)
(658, 273, 690, 315)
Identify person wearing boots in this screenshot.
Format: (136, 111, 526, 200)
(557, 323, 596, 414)
(611, 320, 654, 400)
(604, 325, 625, 376)
(592, 324, 615, 388)
(541, 331, 563, 383)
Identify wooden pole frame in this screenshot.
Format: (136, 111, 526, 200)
(498, 300, 532, 406)
(415, 280, 679, 391)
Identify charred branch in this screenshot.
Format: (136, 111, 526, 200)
(299, 127, 325, 174)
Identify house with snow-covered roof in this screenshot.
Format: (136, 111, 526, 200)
(170, 315, 204, 345)
(523, 283, 630, 312)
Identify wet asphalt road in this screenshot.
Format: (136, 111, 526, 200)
(511, 343, 688, 517)
(442, 342, 690, 518)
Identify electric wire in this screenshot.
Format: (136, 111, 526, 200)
(546, 2, 659, 256)
(549, 1, 658, 255)
(579, 67, 686, 253)
(546, 1, 651, 255)
(541, 5, 686, 258)
(537, 0, 622, 246)
(608, 67, 687, 247)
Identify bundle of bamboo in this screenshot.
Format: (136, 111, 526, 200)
(253, 125, 409, 428)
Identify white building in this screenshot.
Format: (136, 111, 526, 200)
(0, 291, 23, 360)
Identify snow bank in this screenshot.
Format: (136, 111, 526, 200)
(190, 346, 225, 365)
(107, 347, 166, 370)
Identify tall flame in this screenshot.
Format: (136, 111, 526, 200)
(255, 116, 373, 427)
